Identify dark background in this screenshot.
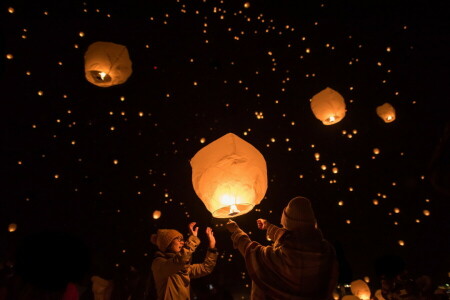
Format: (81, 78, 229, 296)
(1, 0, 449, 296)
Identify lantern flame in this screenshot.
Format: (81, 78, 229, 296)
(327, 115, 336, 123)
(229, 204, 240, 216)
(99, 72, 107, 80)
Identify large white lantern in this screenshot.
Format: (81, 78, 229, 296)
(191, 133, 267, 218)
(376, 103, 396, 123)
(310, 87, 346, 125)
(84, 41, 132, 87)
(351, 279, 371, 300)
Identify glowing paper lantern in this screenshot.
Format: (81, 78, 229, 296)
(153, 210, 161, 220)
(191, 133, 267, 218)
(8, 223, 17, 232)
(376, 103, 396, 123)
(351, 279, 371, 300)
(84, 41, 132, 87)
(310, 87, 346, 125)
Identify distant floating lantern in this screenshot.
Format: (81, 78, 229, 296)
(244, 2, 250, 8)
(364, 276, 370, 283)
(351, 279, 371, 300)
(8, 223, 17, 232)
(376, 103, 396, 123)
(332, 167, 338, 174)
(373, 148, 380, 155)
(310, 87, 346, 125)
(84, 41, 132, 87)
(398, 240, 405, 246)
(191, 133, 267, 218)
(153, 210, 161, 220)
(423, 209, 430, 216)
(314, 153, 320, 161)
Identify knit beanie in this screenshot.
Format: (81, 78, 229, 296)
(150, 229, 183, 252)
(281, 196, 317, 231)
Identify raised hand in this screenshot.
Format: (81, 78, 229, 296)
(189, 222, 199, 237)
(205, 227, 216, 249)
(225, 220, 239, 233)
(257, 219, 268, 230)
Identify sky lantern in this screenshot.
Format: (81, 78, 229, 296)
(191, 133, 267, 218)
(153, 210, 161, 219)
(376, 102, 396, 123)
(84, 41, 132, 87)
(351, 279, 371, 300)
(8, 223, 17, 232)
(310, 87, 346, 125)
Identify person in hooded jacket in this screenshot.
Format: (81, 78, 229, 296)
(151, 222, 218, 300)
(225, 196, 338, 300)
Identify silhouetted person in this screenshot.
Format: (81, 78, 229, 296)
(226, 196, 338, 300)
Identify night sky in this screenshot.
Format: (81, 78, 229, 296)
(1, 0, 449, 296)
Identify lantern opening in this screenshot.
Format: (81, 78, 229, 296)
(229, 204, 240, 216)
(386, 115, 393, 121)
(327, 115, 336, 123)
(90, 70, 112, 83)
(213, 203, 254, 218)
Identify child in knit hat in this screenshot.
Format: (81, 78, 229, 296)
(225, 196, 338, 300)
(151, 222, 218, 300)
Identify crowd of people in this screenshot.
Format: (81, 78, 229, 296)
(1, 196, 448, 300)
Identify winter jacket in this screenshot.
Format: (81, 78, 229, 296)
(151, 235, 218, 300)
(231, 223, 338, 300)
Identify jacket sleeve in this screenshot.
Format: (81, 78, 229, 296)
(151, 235, 200, 278)
(189, 249, 218, 279)
(230, 228, 262, 257)
(266, 223, 287, 242)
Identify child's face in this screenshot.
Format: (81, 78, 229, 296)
(168, 236, 185, 253)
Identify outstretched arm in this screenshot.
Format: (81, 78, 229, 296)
(190, 227, 218, 279)
(226, 220, 262, 257)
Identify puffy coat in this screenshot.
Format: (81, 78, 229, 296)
(151, 235, 218, 300)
